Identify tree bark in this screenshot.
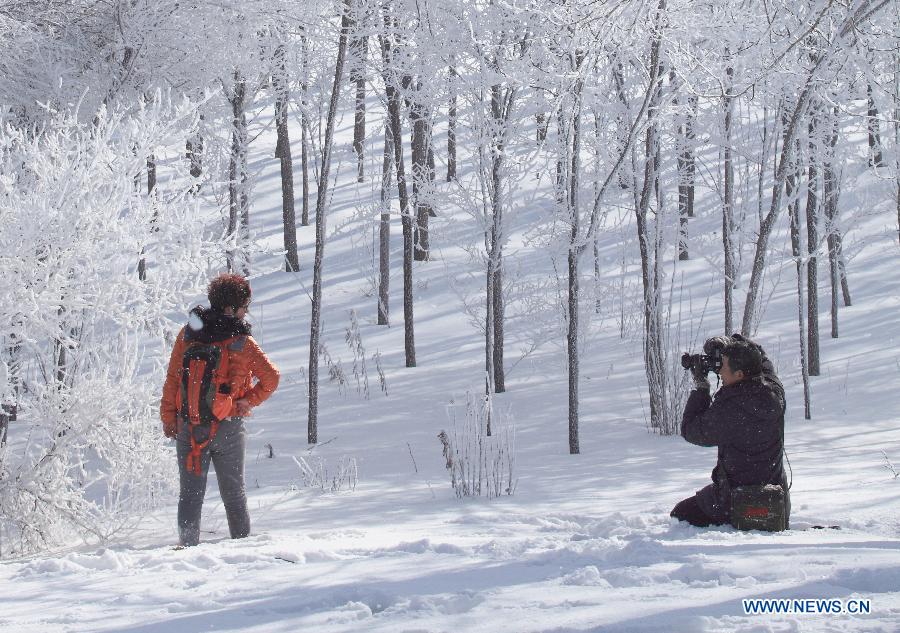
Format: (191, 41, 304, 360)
(805, 115, 820, 375)
(300, 32, 311, 227)
(894, 46, 900, 245)
(227, 74, 248, 275)
(274, 43, 299, 273)
(758, 105, 773, 228)
(138, 153, 157, 281)
(308, 0, 352, 444)
(593, 111, 603, 312)
(447, 60, 457, 181)
(722, 58, 735, 334)
(186, 119, 203, 193)
(409, 92, 433, 262)
(567, 233, 579, 454)
(675, 86, 695, 260)
(350, 6, 367, 183)
(555, 108, 566, 205)
(536, 112, 548, 142)
(378, 121, 393, 326)
(634, 2, 668, 433)
(1, 336, 20, 446)
(824, 108, 840, 339)
(787, 139, 811, 419)
(566, 57, 584, 454)
(380, 12, 416, 367)
(489, 84, 508, 394)
(867, 83, 884, 167)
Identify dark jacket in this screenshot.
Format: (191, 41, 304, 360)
(681, 353, 788, 522)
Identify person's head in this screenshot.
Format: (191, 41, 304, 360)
(720, 340, 763, 387)
(207, 273, 252, 319)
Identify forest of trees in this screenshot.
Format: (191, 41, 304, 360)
(0, 0, 897, 556)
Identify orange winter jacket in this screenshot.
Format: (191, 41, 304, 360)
(160, 312, 279, 437)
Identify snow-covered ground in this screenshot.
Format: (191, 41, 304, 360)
(2, 104, 899, 633)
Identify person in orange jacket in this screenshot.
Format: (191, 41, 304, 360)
(161, 273, 279, 546)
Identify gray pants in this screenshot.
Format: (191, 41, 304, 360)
(176, 417, 250, 546)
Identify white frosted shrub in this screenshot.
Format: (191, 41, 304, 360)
(0, 98, 226, 557)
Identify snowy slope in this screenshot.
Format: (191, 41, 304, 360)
(1, 99, 899, 633)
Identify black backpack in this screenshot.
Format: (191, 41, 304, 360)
(178, 339, 235, 475)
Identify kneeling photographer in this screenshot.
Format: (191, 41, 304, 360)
(671, 334, 790, 531)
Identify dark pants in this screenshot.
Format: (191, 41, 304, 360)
(670, 494, 726, 527)
(176, 417, 250, 546)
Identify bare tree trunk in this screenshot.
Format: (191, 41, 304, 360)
(822, 106, 852, 316)
(593, 111, 603, 312)
(492, 265, 504, 394)
(830, 108, 851, 309)
(485, 258, 495, 425)
(350, 6, 367, 183)
(489, 84, 509, 394)
(378, 121, 393, 326)
(758, 104, 780, 229)
(787, 139, 811, 419)
(722, 58, 735, 334)
(410, 93, 433, 261)
(895, 47, 900, 245)
(635, 3, 668, 433)
(536, 113, 548, 142)
(301, 33, 311, 227)
(186, 117, 203, 193)
(555, 108, 566, 205)
(380, 12, 416, 367)
(824, 108, 841, 339)
(685, 96, 697, 216)
(274, 43, 299, 273)
(448, 60, 457, 181)
(0, 408, 8, 446)
(566, 58, 584, 455)
(1, 336, 20, 446)
(675, 86, 695, 259)
(227, 74, 248, 275)
(805, 115, 821, 375)
(867, 83, 884, 167)
(308, 0, 352, 444)
(838, 239, 852, 307)
(138, 153, 157, 281)
(567, 234, 579, 454)
(671, 59, 697, 260)
(611, 58, 632, 191)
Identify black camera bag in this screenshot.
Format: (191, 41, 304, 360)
(730, 484, 786, 532)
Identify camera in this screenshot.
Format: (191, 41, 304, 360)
(681, 349, 723, 374)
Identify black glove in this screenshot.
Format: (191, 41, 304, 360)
(691, 361, 710, 390)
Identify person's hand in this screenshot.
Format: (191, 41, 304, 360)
(691, 363, 710, 390)
(235, 398, 252, 417)
(163, 421, 177, 439)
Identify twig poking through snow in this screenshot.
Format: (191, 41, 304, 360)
(407, 442, 418, 473)
(882, 451, 900, 479)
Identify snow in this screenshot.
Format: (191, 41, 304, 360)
(2, 105, 899, 633)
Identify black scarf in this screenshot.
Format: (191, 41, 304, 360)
(185, 306, 251, 343)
